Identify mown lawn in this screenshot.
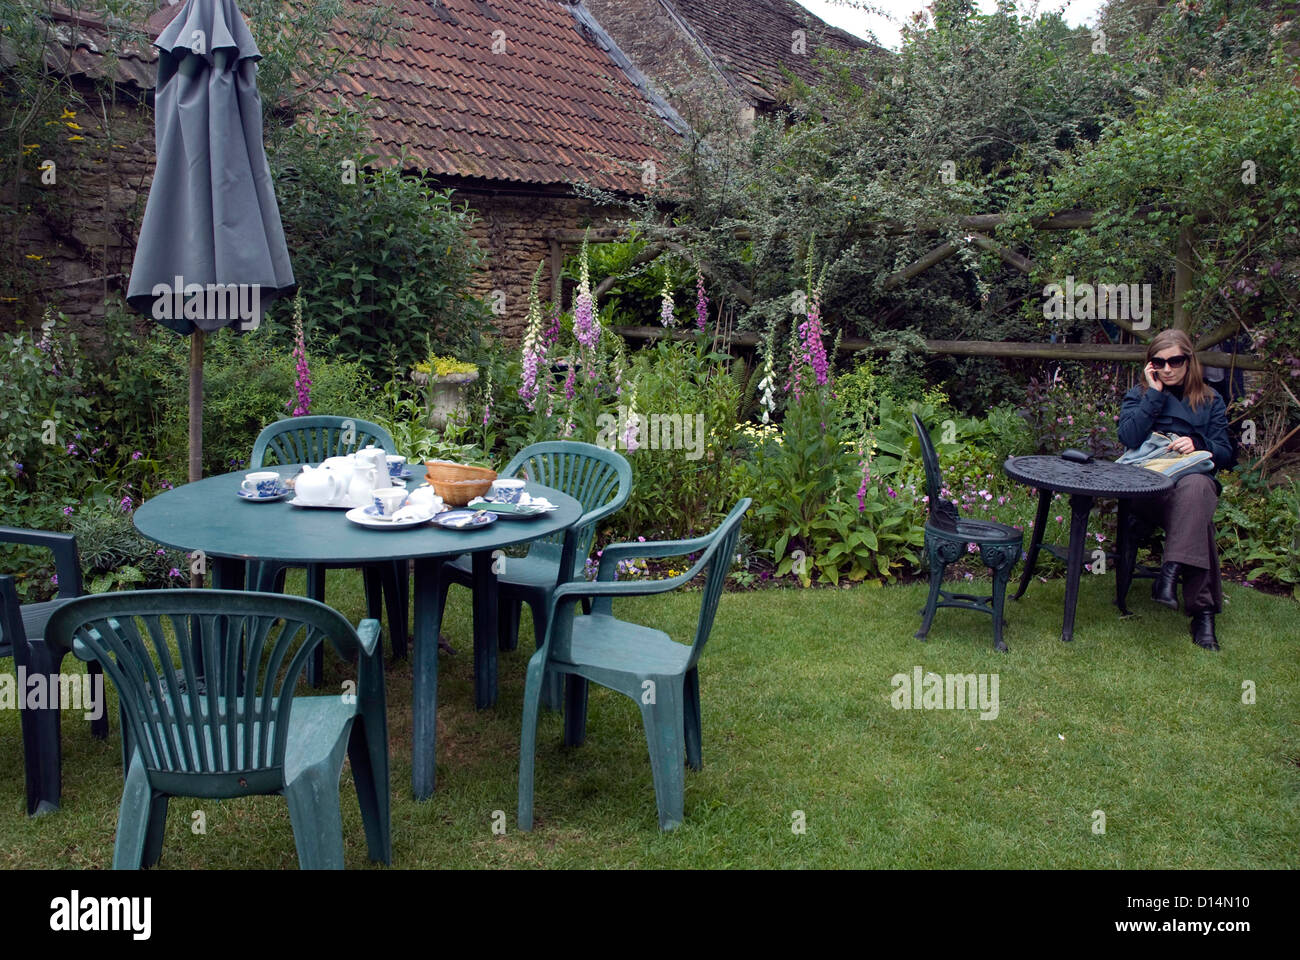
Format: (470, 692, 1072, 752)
(2, 572, 1296, 869)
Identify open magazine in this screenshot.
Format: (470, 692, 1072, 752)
(1115, 431, 1214, 478)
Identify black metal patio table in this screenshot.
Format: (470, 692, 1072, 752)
(1003, 456, 1172, 642)
(133, 464, 582, 800)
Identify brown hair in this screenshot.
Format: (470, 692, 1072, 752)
(1143, 329, 1213, 410)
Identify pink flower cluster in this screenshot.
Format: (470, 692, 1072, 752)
(518, 268, 555, 411)
(696, 270, 708, 331)
(574, 237, 599, 360)
(787, 287, 829, 398)
(287, 295, 311, 417)
(574, 289, 597, 351)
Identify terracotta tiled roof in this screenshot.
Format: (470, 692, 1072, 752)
(662, 0, 879, 106)
(36, 1, 681, 194)
(317, 0, 679, 192)
(33, 4, 160, 91)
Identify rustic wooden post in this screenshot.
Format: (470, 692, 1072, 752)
(549, 237, 563, 306)
(1173, 223, 1195, 331)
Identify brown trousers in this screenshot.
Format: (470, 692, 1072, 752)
(1134, 472, 1223, 614)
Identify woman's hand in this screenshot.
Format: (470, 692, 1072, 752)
(1144, 362, 1163, 391)
(1168, 434, 1195, 455)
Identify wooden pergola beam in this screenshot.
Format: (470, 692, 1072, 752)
(611, 326, 1268, 370)
(968, 232, 1035, 274)
(882, 240, 959, 290)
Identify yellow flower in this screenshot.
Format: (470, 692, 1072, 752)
(64, 121, 82, 130)
(22, 143, 39, 154)
(67, 135, 84, 141)
(25, 254, 43, 260)
(60, 108, 76, 120)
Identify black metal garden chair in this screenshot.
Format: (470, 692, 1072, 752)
(0, 527, 109, 814)
(911, 415, 1023, 652)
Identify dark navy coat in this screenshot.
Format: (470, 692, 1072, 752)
(1118, 384, 1233, 472)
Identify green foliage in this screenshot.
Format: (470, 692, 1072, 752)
(576, 236, 699, 329)
(1021, 363, 1127, 456)
(1011, 70, 1300, 376)
(139, 324, 387, 477)
(0, 0, 154, 317)
(609, 337, 741, 540)
(607, 0, 1294, 409)
(834, 356, 933, 444)
(372, 380, 486, 467)
(1217, 473, 1300, 598)
(269, 103, 490, 374)
(69, 505, 188, 593)
(0, 312, 93, 501)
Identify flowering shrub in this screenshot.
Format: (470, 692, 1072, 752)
(1023, 364, 1126, 457)
(288, 293, 311, 416)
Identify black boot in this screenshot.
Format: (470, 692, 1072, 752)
(1151, 562, 1181, 609)
(1190, 611, 1220, 651)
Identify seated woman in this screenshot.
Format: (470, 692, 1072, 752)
(1118, 329, 1233, 651)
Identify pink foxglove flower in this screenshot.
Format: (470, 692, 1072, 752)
(659, 275, 676, 328)
(621, 385, 641, 453)
(573, 234, 599, 356)
(786, 282, 829, 396)
(695, 268, 708, 331)
(518, 261, 548, 410)
(288, 293, 311, 416)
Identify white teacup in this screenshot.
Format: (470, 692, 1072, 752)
(371, 487, 409, 518)
(386, 455, 407, 478)
(490, 478, 526, 503)
(241, 471, 283, 497)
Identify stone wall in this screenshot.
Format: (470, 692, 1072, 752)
(457, 189, 621, 341)
(3, 85, 620, 347)
(0, 78, 153, 339)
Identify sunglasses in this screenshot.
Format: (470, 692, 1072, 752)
(1150, 355, 1190, 370)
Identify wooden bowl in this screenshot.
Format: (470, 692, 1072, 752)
(425, 461, 497, 507)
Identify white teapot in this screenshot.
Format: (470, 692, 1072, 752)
(295, 464, 344, 504)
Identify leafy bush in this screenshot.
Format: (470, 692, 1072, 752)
(270, 103, 490, 373)
(0, 311, 94, 528)
(1217, 473, 1300, 598)
(114, 321, 386, 478)
(1022, 363, 1126, 457)
(69, 506, 189, 594)
(738, 385, 923, 586)
(610, 337, 742, 541)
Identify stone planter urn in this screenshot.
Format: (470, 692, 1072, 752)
(412, 368, 479, 429)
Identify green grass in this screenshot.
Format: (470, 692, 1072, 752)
(2, 574, 1297, 869)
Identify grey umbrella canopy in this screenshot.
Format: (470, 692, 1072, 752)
(127, 0, 294, 481)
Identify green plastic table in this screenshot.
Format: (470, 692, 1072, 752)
(133, 465, 582, 800)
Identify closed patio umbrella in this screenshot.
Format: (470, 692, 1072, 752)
(126, 0, 294, 483)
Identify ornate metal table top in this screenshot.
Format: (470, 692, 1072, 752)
(1003, 455, 1174, 499)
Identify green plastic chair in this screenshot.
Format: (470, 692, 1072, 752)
(912, 414, 1022, 652)
(44, 590, 391, 869)
(0, 527, 108, 815)
(435, 441, 632, 708)
(249, 415, 409, 684)
(518, 498, 750, 832)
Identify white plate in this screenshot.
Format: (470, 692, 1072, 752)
(345, 506, 435, 529)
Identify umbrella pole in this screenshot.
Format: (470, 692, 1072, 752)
(188, 328, 204, 483)
(189, 329, 204, 588)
